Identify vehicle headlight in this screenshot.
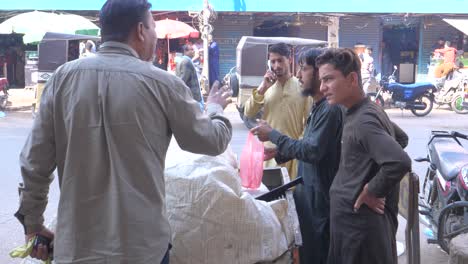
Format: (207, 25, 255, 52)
(460, 166, 468, 190)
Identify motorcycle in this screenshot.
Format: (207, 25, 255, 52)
(433, 69, 468, 114)
(370, 66, 437, 117)
(415, 130, 468, 253)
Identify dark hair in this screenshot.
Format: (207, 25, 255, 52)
(298, 48, 325, 71)
(182, 44, 191, 53)
(365, 46, 373, 52)
(268, 43, 291, 58)
(100, 0, 152, 42)
(316, 48, 363, 89)
(85, 41, 93, 51)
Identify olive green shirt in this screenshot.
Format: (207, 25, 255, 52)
(17, 42, 232, 264)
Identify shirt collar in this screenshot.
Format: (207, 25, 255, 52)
(98, 41, 140, 59)
(346, 97, 369, 115)
(312, 97, 326, 110)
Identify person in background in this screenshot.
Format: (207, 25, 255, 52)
(192, 38, 203, 77)
(434, 41, 457, 78)
(208, 34, 219, 88)
(80, 41, 96, 58)
(16, 0, 232, 263)
(244, 42, 311, 179)
(360, 46, 374, 94)
(251, 48, 343, 264)
(316, 48, 411, 264)
(432, 37, 445, 50)
(176, 44, 204, 110)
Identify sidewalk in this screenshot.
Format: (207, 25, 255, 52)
(4, 88, 35, 111)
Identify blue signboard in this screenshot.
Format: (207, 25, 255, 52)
(1, 0, 468, 14)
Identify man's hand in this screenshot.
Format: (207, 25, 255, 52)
(206, 81, 232, 110)
(250, 119, 273, 142)
(264, 147, 277, 161)
(26, 227, 54, 261)
(257, 70, 276, 95)
(354, 184, 386, 215)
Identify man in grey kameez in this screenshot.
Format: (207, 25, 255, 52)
(14, 1, 232, 263)
(317, 48, 411, 264)
(251, 48, 343, 264)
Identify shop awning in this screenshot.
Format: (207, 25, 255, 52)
(2, 0, 468, 13)
(443, 18, 468, 36)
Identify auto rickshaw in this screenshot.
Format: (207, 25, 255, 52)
(230, 36, 327, 128)
(33, 32, 100, 114)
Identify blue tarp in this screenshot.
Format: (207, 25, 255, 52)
(2, 0, 468, 13)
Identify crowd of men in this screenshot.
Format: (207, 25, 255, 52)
(16, 0, 411, 264)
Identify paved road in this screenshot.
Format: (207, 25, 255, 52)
(0, 105, 467, 263)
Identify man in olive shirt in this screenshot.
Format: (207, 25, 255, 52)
(317, 48, 411, 264)
(16, 1, 232, 263)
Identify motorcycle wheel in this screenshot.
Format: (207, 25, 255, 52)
(229, 73, 239, 97)
(367, 93, 384, 108)
(410, 94, 433, 117)
(451, 95, 468, 114)
(438, 204, 468, 253)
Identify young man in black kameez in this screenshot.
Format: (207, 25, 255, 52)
(251, 48, 343, 264)
(316, 48, 411, 264)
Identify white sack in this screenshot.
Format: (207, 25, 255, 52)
(165, 141, 293, 264)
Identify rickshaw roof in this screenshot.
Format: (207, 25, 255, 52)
(41, 32, 100, 42)
(238, 36, 327, 47)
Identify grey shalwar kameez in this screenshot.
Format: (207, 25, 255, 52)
(328, 98, 411, 264)
(269, 98, 344, 264)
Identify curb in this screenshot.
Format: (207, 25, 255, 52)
(5, 105, 33, 112)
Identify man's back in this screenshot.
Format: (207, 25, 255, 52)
(26, 42, 231, 263)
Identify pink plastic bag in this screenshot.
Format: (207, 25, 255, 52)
(240, 132, 264, 189)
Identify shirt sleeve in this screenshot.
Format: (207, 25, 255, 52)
(177, 60, 190, 85)
(269, 104, 342, 165)
(243, 88, 265, 118)
(16, 74, 57, 234)
(163, 77, 232, 156)
(392, 121, 409, 149)
(359, 117, 412, 197)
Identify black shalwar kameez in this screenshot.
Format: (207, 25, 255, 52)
(269, 98, 344, 264)
(328, 98, 411, 264)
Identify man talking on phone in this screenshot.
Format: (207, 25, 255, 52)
(244, 43, 311, 179)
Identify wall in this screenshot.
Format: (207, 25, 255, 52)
(212, 14, 254, 79)
(339, 15, 382, 73)
(298, 16, 328, 41)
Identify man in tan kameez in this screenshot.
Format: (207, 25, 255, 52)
(14, 1, 232, 263)
(244, 43, 310, 179)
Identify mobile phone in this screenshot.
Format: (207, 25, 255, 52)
(267, 60, 275, 83)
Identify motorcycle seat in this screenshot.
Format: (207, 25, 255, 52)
(387, 82, 434, 90)
(429, 138, 468, 181)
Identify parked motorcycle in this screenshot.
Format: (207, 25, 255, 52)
(370, 66, 437, 117)
(415, 130, 468, 253)
(433, 69, 468, 114)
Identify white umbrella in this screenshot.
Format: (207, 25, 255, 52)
(0, 11, 99, 43)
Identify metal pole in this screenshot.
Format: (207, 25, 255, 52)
(202, 0, 210, 93)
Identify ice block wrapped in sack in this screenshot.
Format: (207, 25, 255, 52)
(165, 140, 294, 264)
